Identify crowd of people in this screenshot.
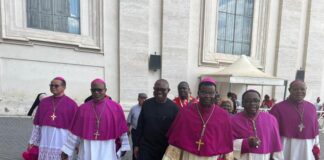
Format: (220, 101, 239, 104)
(23, 76, 320, 160)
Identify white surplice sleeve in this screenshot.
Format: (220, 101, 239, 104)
(315, 135, 320, 147)
(272, 151, 284, 160)
(233, 139, 244, 159)
(29, 125, 41, 146)
(116, 132, 131, 158)
(61, 131, 81, 156)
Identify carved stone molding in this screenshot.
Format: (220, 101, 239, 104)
(198, 0, 270, 68)
(0, 0, 103, 52)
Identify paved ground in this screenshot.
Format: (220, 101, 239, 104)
(0, 117, 323, 160)
(0, 117, 131, 160)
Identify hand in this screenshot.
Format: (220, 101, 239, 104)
(312, 145, 320, 160)
(27, 144, 33, 150)
(121, 151, 127, 157)
(134, 146, 140, 159)
(248, 137, 261, 148)
(61, 152, 68, 160)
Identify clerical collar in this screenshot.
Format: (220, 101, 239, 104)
(198, 103, 214, 113)
(53, 94, 65, 98)
(287, 97, 305, 105)
(93, 97, 106, 104)
(243, 110, 260, 119)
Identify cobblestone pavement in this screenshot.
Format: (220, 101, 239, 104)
(0, 117, 323, 160)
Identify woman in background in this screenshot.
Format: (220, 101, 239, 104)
(220, 97, 234, 114)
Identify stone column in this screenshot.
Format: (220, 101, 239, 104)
(274, 0, 305, 100)
(161, 0, 190, 97)
(148, 0, 163, 93)
(119, 0, 149, 105)
(304, 0, 324, 99)
(104, 0, 120, 101)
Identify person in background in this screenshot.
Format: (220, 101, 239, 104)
(314, 97, 322, 111)
(127, 93, 147, 160)
(173, 81, 196, 108)
(228, 92, 241, 113)
(220, 97, 234, 114)
(215, 93, 221, 105)
(27, 93, 47, 116)
(261, 94, 273, 108)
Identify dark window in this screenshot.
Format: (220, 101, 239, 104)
(216, 0, 254, 56)
(27, 0, 80, 34)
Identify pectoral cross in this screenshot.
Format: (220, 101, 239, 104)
(195, 139, 204, 151)
(94, 130, 100, 140)
(50, 113, 56, 121)
(298, 123, 305, 132)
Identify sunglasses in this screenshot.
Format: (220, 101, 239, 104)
(91, 88, 105, 92)
(49, 84, 61, 88)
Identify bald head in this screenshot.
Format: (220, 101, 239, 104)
(155, 79, 169, 87)
(178, 81, 190, 100)
(178, 81, 189, 88)
(153, 79, 170, 103)
(288, 80, 306, 103)
(289, 80, 306, 88)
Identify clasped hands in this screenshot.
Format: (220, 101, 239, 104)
(248, 136, 261, 148)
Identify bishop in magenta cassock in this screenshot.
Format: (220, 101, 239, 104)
(164, 77, 233, 160)
(61, 79, 130, 160)
(270, 80, 320, 160)
(231, 90, 283, 160)
(28, 77, 78, 160)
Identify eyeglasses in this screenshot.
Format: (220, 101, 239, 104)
(153, 87, 168, 92)
(49, 84, 61, 88)
(91, 88, 105, 92)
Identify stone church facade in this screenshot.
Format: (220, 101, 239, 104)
(1, 0, 323, 115)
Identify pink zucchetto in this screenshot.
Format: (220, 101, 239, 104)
(200, 76, 216, 85)
(91, 78, 106, 85)
(53, 76, 65, 81)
